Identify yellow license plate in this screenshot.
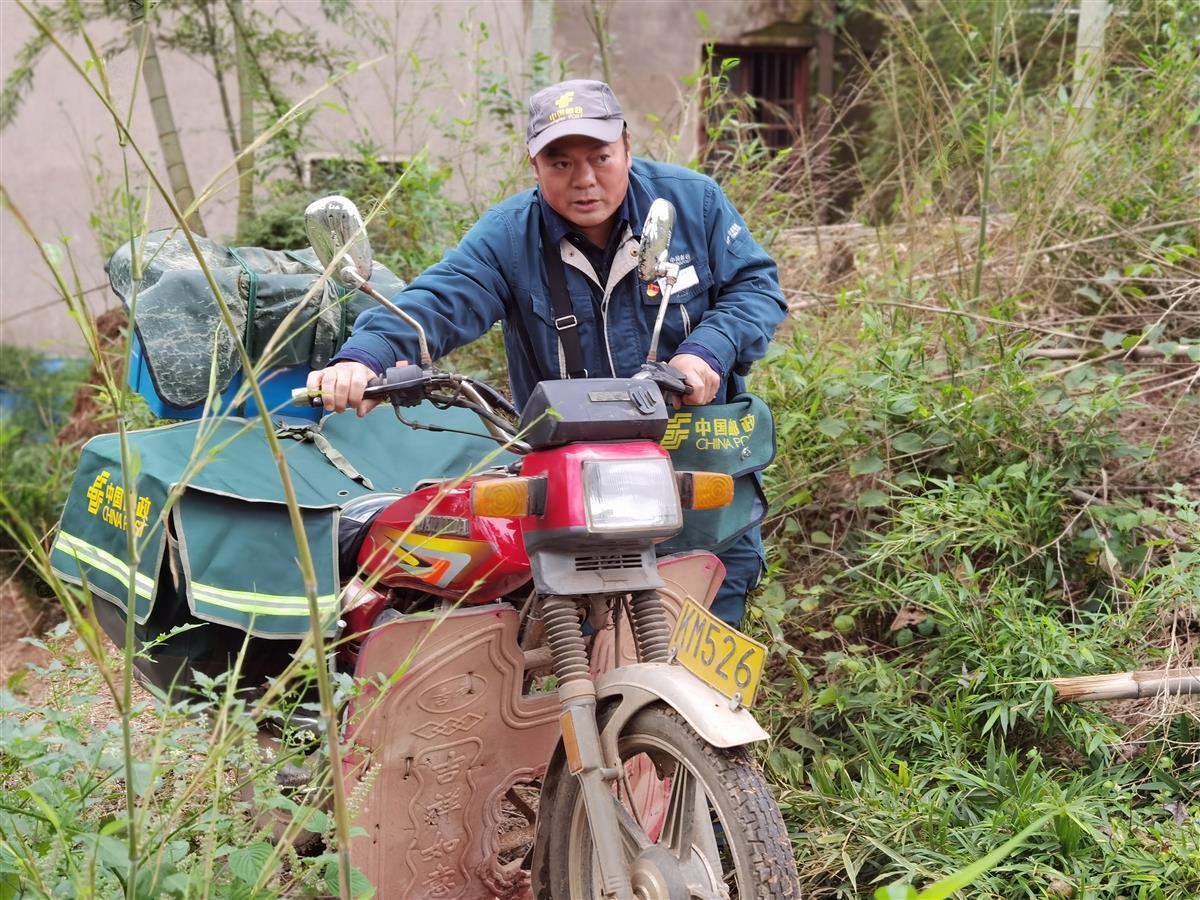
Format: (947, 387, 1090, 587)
(668, 597, 766, 707)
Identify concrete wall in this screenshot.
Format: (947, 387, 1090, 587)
(552, 0, 814, 158)
(1, 0, 812, 353)
(0, 1, 532, 353)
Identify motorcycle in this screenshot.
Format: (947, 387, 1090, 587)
(83, 196, 800, 899)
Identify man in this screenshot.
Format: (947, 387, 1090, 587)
(308, 79, 786, 625)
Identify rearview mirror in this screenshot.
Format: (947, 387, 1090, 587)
(304, 195, 373, 287)
(638, 198, 676, 283)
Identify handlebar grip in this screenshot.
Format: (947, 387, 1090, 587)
(291, 387, 321, 407)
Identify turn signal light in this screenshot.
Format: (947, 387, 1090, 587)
(677, 472, 735, 510)
(470, 476, 546, 518)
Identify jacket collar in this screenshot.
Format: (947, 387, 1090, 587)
(624, 160, 658, 240)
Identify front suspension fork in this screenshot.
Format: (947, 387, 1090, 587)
(542, 591, 669, 900)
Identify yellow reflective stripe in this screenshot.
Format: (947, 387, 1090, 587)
(189, 582, 337, 617)
(55, 532, 155, 598)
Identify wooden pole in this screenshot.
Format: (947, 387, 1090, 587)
(813, 0, 835, 224)
(1050, 668, 1200, 703)
(1072, 0, 1111, 140)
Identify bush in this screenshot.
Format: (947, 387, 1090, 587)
(236, 147, 471, 282)
(0, 346, 86, 586)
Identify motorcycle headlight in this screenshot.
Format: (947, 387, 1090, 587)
(582, 458, 682, 534)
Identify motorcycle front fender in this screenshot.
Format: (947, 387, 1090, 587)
(594, 662, 769, 764)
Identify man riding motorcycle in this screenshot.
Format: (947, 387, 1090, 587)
(307, 78, 787, 626)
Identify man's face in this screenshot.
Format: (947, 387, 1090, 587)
(531, 133, 632, 239)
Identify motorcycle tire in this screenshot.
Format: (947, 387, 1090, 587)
(537, 703, 799, 899)
(238, 730, 324, 856)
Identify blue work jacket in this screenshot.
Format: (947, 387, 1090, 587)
(336, 158, 787, 408)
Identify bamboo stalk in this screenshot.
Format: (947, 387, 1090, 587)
(1050, 668, 1200, 703)
(1022, 346, 1185, 360)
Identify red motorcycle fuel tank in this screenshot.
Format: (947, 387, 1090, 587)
(358, 477, 530, 603)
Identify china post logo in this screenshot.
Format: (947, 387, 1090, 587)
(549, 90, 584, 124)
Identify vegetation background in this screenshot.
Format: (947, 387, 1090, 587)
(1, 0, 1197, 897)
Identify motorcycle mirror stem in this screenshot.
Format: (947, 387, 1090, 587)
(304, 195, 432, 367)
(638, 198, 679, 364)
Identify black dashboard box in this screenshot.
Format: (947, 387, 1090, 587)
(519, 378, 669, 449)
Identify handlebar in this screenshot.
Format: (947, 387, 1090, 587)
(293, 366, 515, 415)
(292, 365, 524, 449)
(293, 361, 692, 451)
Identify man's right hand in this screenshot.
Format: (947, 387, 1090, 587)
(306, 360, 383, 416)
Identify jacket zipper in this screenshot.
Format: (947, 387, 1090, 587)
(561, 228, 638, 378)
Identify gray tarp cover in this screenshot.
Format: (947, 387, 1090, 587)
(107, 231, 405, 408)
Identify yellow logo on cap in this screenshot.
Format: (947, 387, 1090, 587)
(549, 89, 585, 124)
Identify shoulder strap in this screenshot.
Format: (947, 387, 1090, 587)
(539, 217, 588, 378)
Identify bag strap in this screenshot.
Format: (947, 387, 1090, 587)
(539, 217, 587, 378)
(282, 250, 356, 348)
(225, 247, 259, 416)
(226, 247, 259, 355)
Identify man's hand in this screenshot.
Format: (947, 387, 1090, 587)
(306, 360, 386, 416)
(667, 353, 720, 406)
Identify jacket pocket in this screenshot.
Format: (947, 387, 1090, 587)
(642, 262, 713, 341)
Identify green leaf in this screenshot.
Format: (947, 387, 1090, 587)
(1101, 330, 1126, 349)
(810, 530, 832, 545)
(325, 860, 376, 898)
(875, 884, 919, 899)
(858, 489, 890, 508)
(41, 242, 65, 274)
(892, 432, 923, 454)
(292, 804, 329, 834)
(814, 685, 840, 706)
(131, 761, 155, 795)
(160, 872, 192, 897)
(228, 843, 273, 884)
(818, 417, 849, 438)
(788, 726, 823, 752)
(98, 835, 130, 873)
(850, 455, 884, 476)
(907, 812, 1056, 899)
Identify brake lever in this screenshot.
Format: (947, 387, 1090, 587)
(634, 361, 692, 398)
(366, 364, 430, 408)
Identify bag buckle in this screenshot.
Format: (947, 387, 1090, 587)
(554, 314, 578, 331)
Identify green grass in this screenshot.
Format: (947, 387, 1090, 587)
(2, 0, 1198, 897)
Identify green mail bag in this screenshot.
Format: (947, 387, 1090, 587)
(658, 392, 775, 554)
(51, 405, 517, 641)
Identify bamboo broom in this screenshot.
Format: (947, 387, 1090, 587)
(1049, 668, 1200, 703)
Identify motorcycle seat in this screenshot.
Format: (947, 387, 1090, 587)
(338, 492, 403, 578)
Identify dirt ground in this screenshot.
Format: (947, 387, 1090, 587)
(0, 578, 55, 702)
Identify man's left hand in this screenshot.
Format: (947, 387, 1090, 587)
(667, 353, 721, 406)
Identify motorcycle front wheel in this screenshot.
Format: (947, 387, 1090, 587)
(538, 703, 799, 899)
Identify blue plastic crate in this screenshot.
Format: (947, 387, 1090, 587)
(128, 332, 322, 422)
